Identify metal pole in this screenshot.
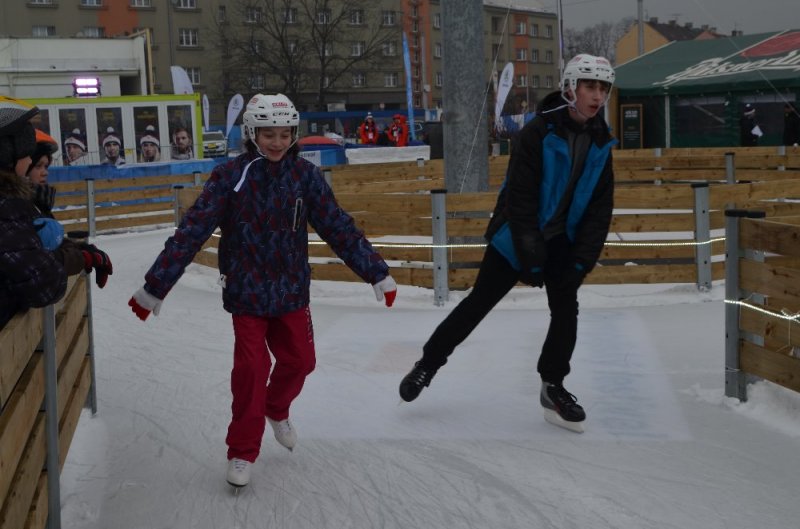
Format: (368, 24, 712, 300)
(173, 185, 184, 226)
(637, 0, 645, 56)
(692, 183, 711, 291)
(85, 178, 96, 238)
(725, 152, 736, 184)
(85, 274, 98, 414)
(724, 209, 745, 400)
(43, 305, 62, 529)
(431, 189, 449, 306)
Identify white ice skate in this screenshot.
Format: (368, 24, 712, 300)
(226, 458, 251, 489)
(268, 417, 297, 451)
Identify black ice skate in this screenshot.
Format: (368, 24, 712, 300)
(540, 382, 586, 433)
(399, 361, 438, 402)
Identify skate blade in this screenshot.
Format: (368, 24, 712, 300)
(227, 480, 247, 491)
(543, 409, 585, 433)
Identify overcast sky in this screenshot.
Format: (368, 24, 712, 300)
(530, 0, 798, 36)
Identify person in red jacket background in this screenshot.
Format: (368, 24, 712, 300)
(388, 114, 409, 147)
(358, 112, 378, 145)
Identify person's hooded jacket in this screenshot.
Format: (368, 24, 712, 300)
(0, 168, 66, 328)
(485, 90, 616, 275)
(142, 150, 390, 316)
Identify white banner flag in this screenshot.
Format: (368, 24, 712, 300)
(202, 94, 209, 131)
(226, 94, 244, 139)
(495, 62, 515, 124)
(170, 66, 194, 95)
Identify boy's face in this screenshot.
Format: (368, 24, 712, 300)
(569, 79, 611, 124)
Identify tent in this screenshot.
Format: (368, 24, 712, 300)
(613, 30, 800, 148)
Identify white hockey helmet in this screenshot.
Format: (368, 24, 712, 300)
(243, 93, 299, 140)
(560, 54, 615, 94)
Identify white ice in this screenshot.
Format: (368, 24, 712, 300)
(59, 228, 800, 529)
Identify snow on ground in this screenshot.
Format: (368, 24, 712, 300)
(59, 228, 800, 529)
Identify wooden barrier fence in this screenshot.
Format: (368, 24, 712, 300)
(724, 212, 800, 401)
(0, 274, 96, 529)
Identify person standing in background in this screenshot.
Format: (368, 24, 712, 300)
(782, 103, 800, 147)
(359, 113, 378, 145)
(739, 104, 761, 147)
(388, 114, 409, 147)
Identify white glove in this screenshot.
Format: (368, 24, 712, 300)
(128, 286, 163, 320)
(372, 276, 397, 307)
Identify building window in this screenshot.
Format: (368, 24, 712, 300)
(435, 72, 443, 87)
(413, 66, 420, 79)
(545, 50, 553, 64)
(130, 0, 151, 7)
(322, 76, 330, 89)
(32, 25, 56, 37)
(412, 20, 419, 33)
(179, 29, 198, 47)
(545, 75, 553, 88)
(317, 9, 331, 24)
(434, 43, 442, 58)
(176, 0, 195, 8)
(545, 25, 553, 38)
(516, 22, 526, 34)
(83, 26, 104, 37)
(382, 10, 396, 26)
(284, 8, 297, 23)
(350, 9, 364, 25)
(29, 0, 54, 4)
(530, 24, 539, 37)
(250, 39, 264, 54)
(414, 96, 421, 108)
(288, 40, 298, 54)
(217, 6, 226, 21)
(322, 43, 332, 57)
(245, 7, 262, 23)
(531, 49, 539, 63)
(516, 75, 527, 87)
(384, 72, 398, 88)
(414, 80, 421, 92)
(80, 0, 102, 6)
(532, 75, 540, 88)
(433, 14, 441, 29)
(516, 48, 527, 61)
(382, 41, 397, 57)
(413, 35, 419, 48)
(351, 41, 365, 57)
(492, 43, 502, 57)
(250, 74, 265, 90)
(413, 50, 420, 62)
(186, 67, 200, 85)
(352, 73, 365, 87)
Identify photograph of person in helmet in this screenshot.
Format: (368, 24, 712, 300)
(398, 54, 617, 435)
(127, 93, 399, 490)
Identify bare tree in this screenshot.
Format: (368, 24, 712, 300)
(210, 0, 397, 110)
(564, 18, 635, 65)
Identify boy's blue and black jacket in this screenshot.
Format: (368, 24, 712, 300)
(144, 151, 389, 317)
(485, 90, 616, 274)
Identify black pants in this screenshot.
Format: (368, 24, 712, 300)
(421, 234, 581, 385)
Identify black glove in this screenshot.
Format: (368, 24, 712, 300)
(519, 266, 544, 288)
(33, 184, 56, 215)
(80, 243, 113, 288)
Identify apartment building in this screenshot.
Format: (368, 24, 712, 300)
(1, 0, 558, 123)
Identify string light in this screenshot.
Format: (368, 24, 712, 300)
(724, 299, 800, 323)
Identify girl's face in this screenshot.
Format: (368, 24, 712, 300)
(27, 156, 50, 185)
(569, 80, 611, 124)
(255, 127, 293, 162)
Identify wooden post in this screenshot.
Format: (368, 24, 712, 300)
(431, 189, 449, 306)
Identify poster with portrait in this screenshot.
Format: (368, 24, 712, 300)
(30, 109, 51, 135)
(167, 104, 195, 160)
(59, 108, 90, 166)
(96, 107, 126, 166)
(133, 106, 161, 163)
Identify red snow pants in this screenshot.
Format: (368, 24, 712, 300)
(225, 308, 316, 462)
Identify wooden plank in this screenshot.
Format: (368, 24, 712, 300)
(95, 213, 175, 232)
(334, 194, 432, 214)
(194, 250, 218, 269)
(740, 340, 800, 393)
(334, 178, 443, 194)
(0, 352, 44, 509)
(585, 263, 697, 284)
(610, 212, 695, 232)
(90, 174, 198, 190)
(740, 217, 800, 257)
(739, 306, 800, 351)
(0, 414, 45, 529)
(613, 185, 695, 209)
(25, 473, 48, 529)
(739, 259, 800, 305)
(55, 275, 87, 369)
(447, 193, 497, 212)
(0, 309, 41, 409)
(94, 187, 174, 203)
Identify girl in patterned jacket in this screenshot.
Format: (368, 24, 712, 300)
(128, 93, 397, 488)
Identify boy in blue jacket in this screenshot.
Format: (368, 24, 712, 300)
(129, 93, 397, 487)
(399, 55, 617, 434)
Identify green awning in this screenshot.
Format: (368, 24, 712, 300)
(616, 30, 800, 96)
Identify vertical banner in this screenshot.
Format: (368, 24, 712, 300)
(225, 94, 244, 138)
(402, 32, 416, 141)
(202, 94, 209, 131)
(170, 66, 194, 95)
(495, 62, 515, 126)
